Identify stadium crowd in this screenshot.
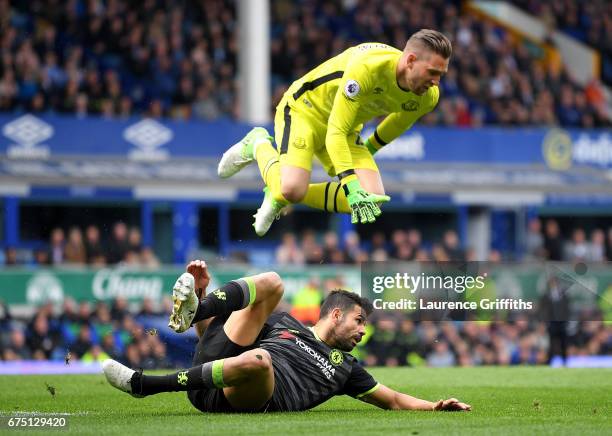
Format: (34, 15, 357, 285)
(0, 0, 237, 119)
(359, 316, 610, 367)
(2, 217, 612, 267)
(1, 221, 160, 267)
(274, 219, 612, 266)
(1, 219, 610, 369)
(0, 0, 608, 126)
(0, 290, 609, 368)
(270, 0, 608, 127)
(0, 298, 174, 368)
(511, 0, 612, 85)
(511, 0, 611, 53)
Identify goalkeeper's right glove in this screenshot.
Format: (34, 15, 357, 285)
(342, 177, 391, 224)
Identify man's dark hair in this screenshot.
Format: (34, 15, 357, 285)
(406, 29, 452, 59)
(320, 289, 373, 319)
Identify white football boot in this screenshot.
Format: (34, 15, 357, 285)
(217, 127, 272, 178)
(253, 187, 287, 237)
(102, 359, 143, 398)
(168, 272, 198, 333)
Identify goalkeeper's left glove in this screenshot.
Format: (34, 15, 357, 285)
(342, 177, 391, 224)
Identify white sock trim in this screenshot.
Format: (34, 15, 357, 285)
(252, 137, 270, 158)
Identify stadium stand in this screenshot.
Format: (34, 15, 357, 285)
(0, 1, 609, 371)
(1, 221, 159, 266)
(270, 0, 610, 127)
(4, 218, 612, 266)
(1, 291, 609, 368)
(1, 0, 237, 118)
(510, 0, 612, 85)
(0, 0, 609, 126)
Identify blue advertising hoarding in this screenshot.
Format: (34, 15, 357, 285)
(0, 113, 609, 169)
(0, 114, 609, 205)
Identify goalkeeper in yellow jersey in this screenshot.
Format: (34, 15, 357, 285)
(218, 29, 451, 236)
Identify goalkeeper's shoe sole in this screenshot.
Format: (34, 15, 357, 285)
(253, 187, 286, 237)
(168, 272, 198, 333)
(102, 359, 143, 398)
(217, 127, 271, 178)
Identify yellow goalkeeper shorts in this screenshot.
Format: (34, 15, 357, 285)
(273, 101, 379, 177)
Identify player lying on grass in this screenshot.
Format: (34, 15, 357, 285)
(218, 29, 451, 236)
(102, 260, 471, 413)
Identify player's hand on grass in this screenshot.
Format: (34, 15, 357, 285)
(187, 259, 211, 299)
(433, 398, 472, 412)
(343, 178, 390, 224)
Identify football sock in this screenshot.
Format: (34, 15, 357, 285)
(300, 182, 351, 213)
(191, 278, 256, 324)
(255, 140, 289, 205)
(133, 360, 227, 395)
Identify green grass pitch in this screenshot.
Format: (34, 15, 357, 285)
(0, 367, 610, 435)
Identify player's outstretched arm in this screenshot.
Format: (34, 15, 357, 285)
(364, 112, 414, 155)
(325, 63, 390, 224)
(361, 384, 471, 411)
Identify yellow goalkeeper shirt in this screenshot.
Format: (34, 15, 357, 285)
(282, 43, 440, 174)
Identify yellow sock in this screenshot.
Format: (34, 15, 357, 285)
(300, 182, 350, 213)
(255, 141, 288, 204)
(254, 141, 350, 213)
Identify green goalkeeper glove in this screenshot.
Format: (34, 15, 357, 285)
(342, 178, 391, 224)
(364, 138, 380, 155)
